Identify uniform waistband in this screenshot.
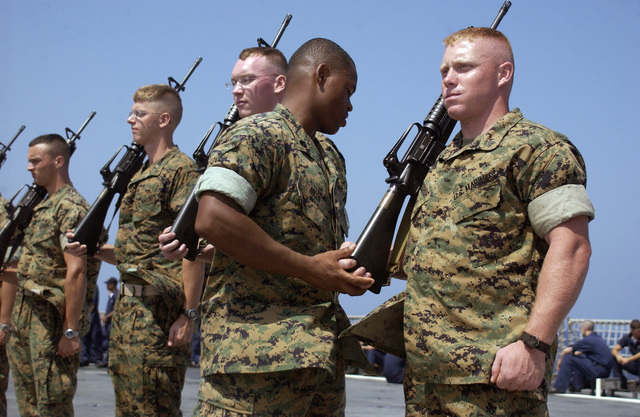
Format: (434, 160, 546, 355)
(120, 283, 160, 297)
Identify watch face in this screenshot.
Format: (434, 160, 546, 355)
(523, 337, 537, 348)
(185, 309, 198, 319)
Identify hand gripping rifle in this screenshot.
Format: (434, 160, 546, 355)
(0, 112, 96, 270)
(68, 58, 202, 256)
(169, 13, 292, 261)
(0, 125, 26, 172)
(351, 2, 511, 294)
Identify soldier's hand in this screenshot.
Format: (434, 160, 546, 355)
(168, 314, 193, 348)
(64, 231, 88, 257)
(490, 340, 546, 391)
(58, 335, 82, 358)
(304, 243, 374, 296)
(158, 227, 189, 261)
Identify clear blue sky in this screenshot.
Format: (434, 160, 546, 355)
(1, 1, 638, 320)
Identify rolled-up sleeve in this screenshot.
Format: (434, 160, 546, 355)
(528, 184, 595, 238)
(194, 166, 258, 215)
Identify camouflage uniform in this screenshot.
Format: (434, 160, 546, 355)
(0, 287, 6, 417)
(0, 194, 8, 417)
(402, 109, 594, 416)
(193, 103, 354, 416)
(0, 193, 7, 224)
(7, 184, 101, 417)
(111, 146, 198, 417)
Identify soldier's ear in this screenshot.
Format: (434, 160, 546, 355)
(274, 74, 286, 94)
(54, 155, 65, 169)
(158, 112, 172, 128)
(314, 64, 330, 90)
(497, 61, 513, 88)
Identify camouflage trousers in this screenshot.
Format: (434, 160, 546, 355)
(0, 343, 8, 417)
(192, 367, 346, 417)
(404, 379, 549, 417)
(109, 292, 190, 417)
(7, 290, 79, 417)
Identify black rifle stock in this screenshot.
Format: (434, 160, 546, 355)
(69, 58, 202, 255)
(0, 111, 96, 270)
(0, 125, 26, 172)
(169, 14, 292, 261)
(351, 1, 511, 294)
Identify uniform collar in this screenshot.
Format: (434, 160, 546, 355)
(36, 183, 74, 210)
(135, 146, 180, 181)
(440, 108, 524, 161)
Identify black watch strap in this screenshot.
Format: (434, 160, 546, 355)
(519, 331, 551, 356)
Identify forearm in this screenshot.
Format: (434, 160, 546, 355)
(0, 281, 17, 324)
(524, 216, 591, 343)
(195, 192, 310, 279)
(96, 244, 117, 265)
(0, 265, 18, 285)
(181, 258, 204, 310)
(62, 254, 88, 330)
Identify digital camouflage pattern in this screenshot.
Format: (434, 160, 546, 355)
(403, 109, 588, 403)
(193, 357, 345, 416)
(0, 195, 9, 417)
(0, 343, 6, 417)
(9, 291, 80, 417)
(111, 145, 197, 416)
(114, 146, 198, 309)
(404, 381, 549, 417)
(196, 103, 354, 390)
(109, 293, 189, 417)
(8, 184, 100, 416)
(0, 194, 8, 225)
(16, 184, 100, 310)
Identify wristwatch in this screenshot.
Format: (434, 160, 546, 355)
(182, 308, 199, 320)
(64, 328, 80, 339)
(519, 331, 550, 356)
(0, 324, 12, 333)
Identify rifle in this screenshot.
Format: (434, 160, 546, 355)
(69, 58, 202, 256)
(169, 13, 292, 261)
(0, 111, 96, 270)
(351, 1, 512, 294)
(0, 125, 26, 172)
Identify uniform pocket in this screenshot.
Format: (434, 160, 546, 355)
(449, 182, 512, 267)
(38, 355, 76, 404)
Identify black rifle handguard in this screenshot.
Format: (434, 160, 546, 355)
(0, 125, 26, 172)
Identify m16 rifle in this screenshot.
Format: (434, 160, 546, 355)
(169, 13, 292, 261)
(68, 58, 202, 255)
(0, 125, 26, 172)
(0, 112, 96, 270)
(350, 1, 512, 294)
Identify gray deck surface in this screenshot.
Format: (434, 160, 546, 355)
(6, 366, 640, 416)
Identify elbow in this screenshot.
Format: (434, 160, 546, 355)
(575, 236, 592, 271)
(67, 266, 87, 282)
(194, 208, 215, 242)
